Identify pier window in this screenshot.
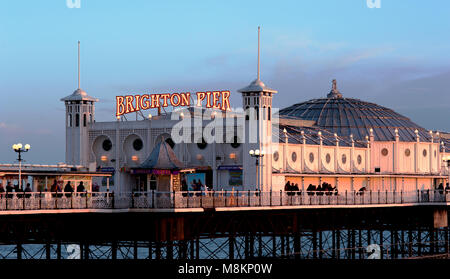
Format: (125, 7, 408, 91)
(133, 138, 143, 151)
(102, 139, 112, 151)
(75, 113, 80, 127)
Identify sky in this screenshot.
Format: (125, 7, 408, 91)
(1, 0, 450, 164)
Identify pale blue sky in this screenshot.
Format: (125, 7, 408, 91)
(1, 0, 450, 163)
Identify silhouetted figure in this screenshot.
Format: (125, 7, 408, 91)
(307, 184, 316, 196)
(24, 183, 32, 198)
(357, 186, 367, 196)
(5, 182, 13, 199)
(64, 182, 73, 198)
(77, 181, 86, 197)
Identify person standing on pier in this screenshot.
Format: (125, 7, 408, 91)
(77, 182, 86, 197)
(24, 183, 32, 198)
(64, 181, 74, 197)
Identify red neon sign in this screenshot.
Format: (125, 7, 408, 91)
(116, 91, 231, 117)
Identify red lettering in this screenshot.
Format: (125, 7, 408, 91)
(140, 94, 150, 110)
(221, 91, 231, 111)
(180, 92, 190, 106)
(160, 94, 170, 107)
(125, 95, 135, 114)
(196, 92, 206, 107)
(151, 94, 160, 108)
(205, 92, 212, 108)
(116, 96, 125, 116)
(212, 91, 221, 109)
(170, 93, 181, 107)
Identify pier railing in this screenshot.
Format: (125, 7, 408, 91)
(0, 190, 448, 211)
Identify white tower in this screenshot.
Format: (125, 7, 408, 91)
(61, 41, 98, 168)
(238, 27, 277, 191)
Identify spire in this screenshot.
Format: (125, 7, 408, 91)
(257, 26, 260, 81)
(78, 41, 80, 89)
(60, 41, 98, 102)
(238, 26, 277, 94)
(327, 79, 343, 98)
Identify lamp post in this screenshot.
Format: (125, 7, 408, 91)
(249, 149, 264, 191)
(12, 143, 31, 190)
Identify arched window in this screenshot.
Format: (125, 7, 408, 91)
(255, 106, 259, 120)
(268, 106, 271, 121)
(262, 106, 266, 120)
(245, 106, 249, 121)
(83, 114, 87, 127)
(75, 114, 80, 127)
(68, 114, 72, 127)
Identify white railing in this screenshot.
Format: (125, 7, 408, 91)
(0, 190, 448, 211)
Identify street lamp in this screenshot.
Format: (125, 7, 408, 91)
(12, 143, 30, 190)
(249, 149, 264, 191)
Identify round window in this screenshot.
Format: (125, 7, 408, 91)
(405, 148, 411, 157)
(326, 153, 331, 164)
(309, 152, 314, 163)
(291, 152, 297, 162)
(342, 154, 347, 164)
(197, 138, 207, 150)
(357, 155, 362, 165)
(230, 136, 240, 149)
(133, 138, 143, 151)
(102, 139, 112, 151)
(273, 151, 279, 161)
(381, 148, 389, 156)
(423, 149, 427, 157)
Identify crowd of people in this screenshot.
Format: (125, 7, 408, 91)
(284, 181, 339, 196)
(0, 180, 91, 198)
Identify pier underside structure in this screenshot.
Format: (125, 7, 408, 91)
(0, 205, 448, 259)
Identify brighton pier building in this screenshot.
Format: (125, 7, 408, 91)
(61, 73, 450, 194)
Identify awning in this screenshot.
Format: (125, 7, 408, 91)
(134, 139, 183, 170)
(217, 165, 243, 171)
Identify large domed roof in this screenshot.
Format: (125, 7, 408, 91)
(279, 80, 432, 142)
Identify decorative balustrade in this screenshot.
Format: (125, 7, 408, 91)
(0, 190, 447, 211)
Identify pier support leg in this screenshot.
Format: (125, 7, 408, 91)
(57, 241, 61, 260)
(312, 230, 317, 259)
(229, 235, 234, 260)
(272, 235, 276, 258)
(112, 240, 117, 260)
(379, 230, 383, 259)
(294, 232, 300, 260)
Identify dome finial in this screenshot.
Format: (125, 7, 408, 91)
(327, 79, 343, 98)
